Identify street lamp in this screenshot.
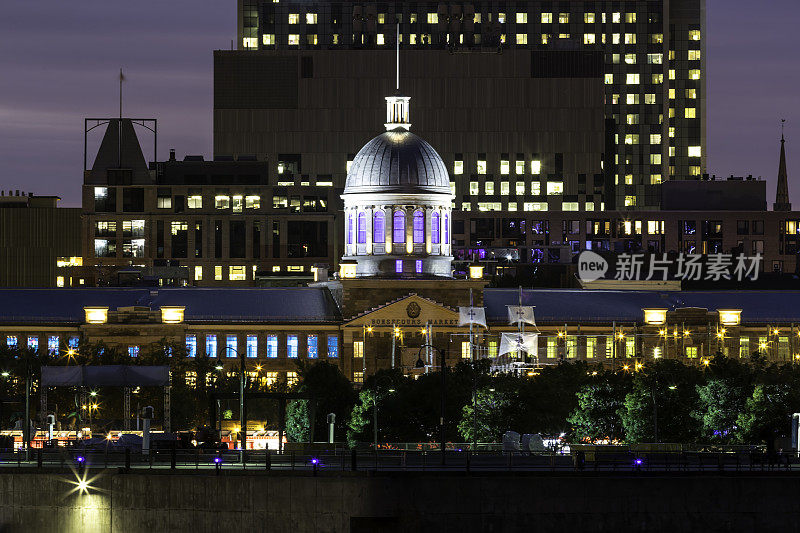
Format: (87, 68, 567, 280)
(371, 378, 395, 449)
(220, 346, 247, 455)
(415, 343, 448, 464)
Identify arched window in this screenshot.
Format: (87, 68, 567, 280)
(347, 214, 353, 245)
(444, 213, 449, 245)
(373, 211, 385, 243)
(431, 212, 440, 244)
(393, 211, 405, 243)
(357, 212, 367, 244)
(413, 210, 425, 243)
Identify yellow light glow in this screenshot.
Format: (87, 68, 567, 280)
(160, 306, 185, 324)
(622, 365, 630, 371)
(339, 262, 357, 279)
(617, 333, 625, 340)
(643, 308, 667, 325)
(773, 329, 780, 335)
(420, 328, 427, 335)
(84, 307, 108, 324)
(702, 359, 710, 366)
(760, 342, 768, 350)
(659, 329, 666, 336)
(469, 265, 484, 279)
(683, 330, 690, 336)
(366, 326, 373, 334)
(718, 310, 741, 326)
(406, 241, 413, 254)
(557, 331, 565, 338)
(255, 365, 262, 372)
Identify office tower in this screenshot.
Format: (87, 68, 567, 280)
(225, 0, 706, 211)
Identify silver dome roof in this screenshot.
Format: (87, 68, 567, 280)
(343, 129, 451, 195)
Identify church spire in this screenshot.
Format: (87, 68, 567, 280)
(774, 119, 791, 211)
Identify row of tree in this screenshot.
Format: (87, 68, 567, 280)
(3, 340, 798, 448)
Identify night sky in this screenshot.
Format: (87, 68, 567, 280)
(0, 0, 797, 208)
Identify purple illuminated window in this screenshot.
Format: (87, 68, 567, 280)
(431, 212, 440, 244)
(347, 214, 353, 245)
(393, 211, 405, 243)
(357, 212, 367, 244)
(415, 260, 423, 273)
(373, 211, 385, 243)
(413, 211, 425, 243)
(444, 213, 450, 244)
(395, 260, 403, 273)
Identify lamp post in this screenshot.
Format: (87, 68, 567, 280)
(415, 343, 447, 465)
(221, 346, 247, 455)
(371, 377, 395, 449)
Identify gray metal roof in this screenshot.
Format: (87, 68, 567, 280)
(0, 288, 341, 324)
(484, 289, 800, 325)
(343, 130, 451, 195)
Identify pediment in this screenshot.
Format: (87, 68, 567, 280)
(345, 293, 460, 328)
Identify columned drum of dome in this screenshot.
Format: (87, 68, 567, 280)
(341, 93, 454, 278)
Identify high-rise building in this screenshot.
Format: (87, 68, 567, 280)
(226, 0, 706, 211)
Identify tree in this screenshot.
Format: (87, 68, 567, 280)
(620, 359, 702, 443)
(286, 361, 356, 443)
(735, 384, 797, 448)
(515, 361, 592, 437)
(457, 385, 517, 442)
(692, 379, 750, 443)
(568, 371, 631, 442)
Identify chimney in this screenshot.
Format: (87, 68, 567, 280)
(169, 149, 176, 162)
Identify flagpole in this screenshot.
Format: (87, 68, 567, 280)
(469, 288, 474, 362)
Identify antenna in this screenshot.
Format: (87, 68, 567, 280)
(782, 118, 786, 141)
(396, 22, 400, 91)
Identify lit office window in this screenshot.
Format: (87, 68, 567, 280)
(558, 13, 569, 23)
(453, 160, 464, 175)
(266, 335, 278, 358)
(194, 266, 203, 281)
(688, 146, 702, 158)
(689, 30, 701, 41)
(584, 13, 595, 23)
(128, 346, 139, 358)
(685, 108, 697, 119)
(206, 334, 217, 357)
(226, 335, 238, 357)
(215, 195, 230, 209)
(6, 336, 17, 349)
(477, 160, 487, 174)
(515, 34, 527, 45)
(546, 182, 563, 195)
(247, 335, 258, 358)
(626, 73, 640, 84)
(516, 12, 527, 23)
(515, 182, 525, 195)
(288, 13, 300, 24)
(229, 266, 246, 281)
(245, 195, 260, 209)
(287, 371, 299, 386)
(327, 335, 339, 358)
(541, 13, 552, 23)
(484, 182, 494, 195)
(262, 34, 275, 45)
(188, 195, 202, 209)
(307, 335, 318, 358)
(353, 341, 364, 358)
(306, 13, 317, 24)
(47, 336, 59, 355)
(287, 335, 298, 358)
(186, 335, 197, 358)
(27, 336, 38, 351)
(288, 34, 300, 46)
(469, 182, 479, 196)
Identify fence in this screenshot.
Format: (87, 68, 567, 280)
(0, 447, 795, 474)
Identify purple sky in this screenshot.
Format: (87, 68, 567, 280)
(0, 0, 797, 208)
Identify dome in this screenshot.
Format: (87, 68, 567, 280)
(343, 129, 451, 195)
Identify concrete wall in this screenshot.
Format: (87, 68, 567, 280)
(1, 470, 798, 532)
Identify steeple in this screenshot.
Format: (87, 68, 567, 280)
(774, 119, 791, 211)
(385, 23, 411, 131)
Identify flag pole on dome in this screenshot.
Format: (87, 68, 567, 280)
(396, 22, 400, 91)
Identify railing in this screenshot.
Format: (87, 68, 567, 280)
(0, 447, 796, 474)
